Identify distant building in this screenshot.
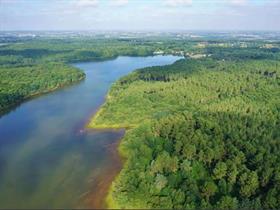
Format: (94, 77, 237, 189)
(153, 50, 164, 55)
(185, 52, 208, 59)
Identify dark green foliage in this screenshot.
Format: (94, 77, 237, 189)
(205, 46, 280, 61)
(0, 38, 162, 66)
(112, 111, 280, 208)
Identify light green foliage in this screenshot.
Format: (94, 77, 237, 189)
(201, 181, 217, 201)
(155, 174, 168, 190)
(239, 171, 259, 198)
(216, 196, 238, 209)
(213, 162, 227, 180)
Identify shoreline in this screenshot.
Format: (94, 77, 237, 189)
(86, 117, 128, 209)
(85, 95, 130, 209)
(82, 134, 125, 209)
(85, 86, 136, 130)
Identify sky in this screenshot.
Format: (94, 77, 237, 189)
(0, 0, 279, 31)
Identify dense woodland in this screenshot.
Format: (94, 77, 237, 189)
(0, 63, 85, 111)
(91, 56, 280, 208)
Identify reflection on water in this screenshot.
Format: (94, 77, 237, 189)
(0, 56, 181, 208)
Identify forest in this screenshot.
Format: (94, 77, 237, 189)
(90, 56, 280, 208)
(0, 63, 85, 111)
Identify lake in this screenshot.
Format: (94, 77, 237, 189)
(0, 55, 181, 208)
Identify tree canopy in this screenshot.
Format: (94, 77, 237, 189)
(91, 57, 280, 208)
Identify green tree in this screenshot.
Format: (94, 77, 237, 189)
(216, 196, 238, 209)
(155, 174, 168, 191)
(239, 171, 259, 198)
(213, 161, 227, 180)
(201, 181, 217, 201)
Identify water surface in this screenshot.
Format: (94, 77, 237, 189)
(0, 55, 181, 208)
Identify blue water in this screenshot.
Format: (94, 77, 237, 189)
(0, 55, 181, 208)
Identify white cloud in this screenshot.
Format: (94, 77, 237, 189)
(0, 0, 15, 3)
(229, 0, 247, 6)
(73, 0, 99, 7)
(164, 0, 192, 7)
(110, 0, 129, 7)
(71, 0, 129, 8)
